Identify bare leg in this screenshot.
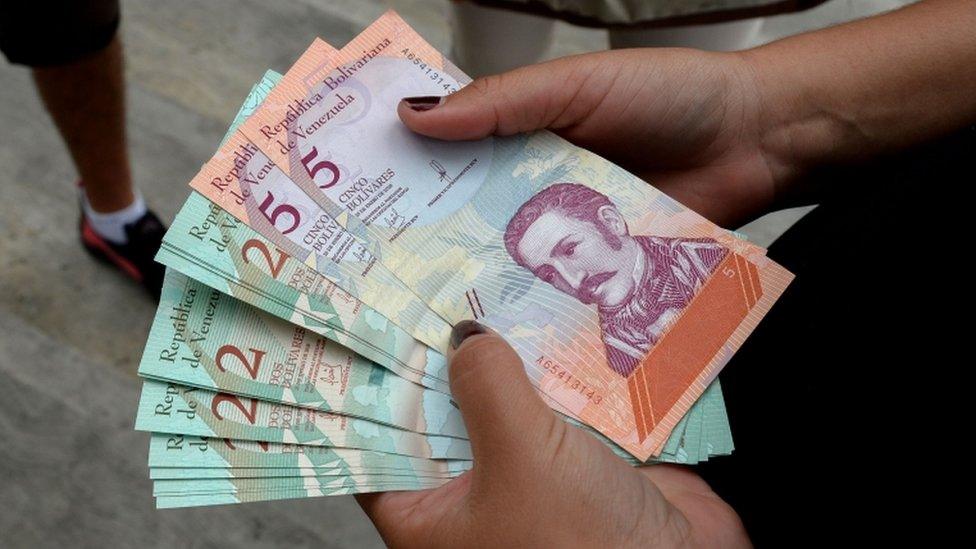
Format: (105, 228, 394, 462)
(32, 35, 133, 213)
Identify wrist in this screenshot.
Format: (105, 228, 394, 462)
(730, 0, 976, 182)
(731, 45, 853, 190)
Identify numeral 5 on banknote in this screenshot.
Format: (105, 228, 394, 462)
(214, 67, 733, 464)
(225, 11, 793, 460)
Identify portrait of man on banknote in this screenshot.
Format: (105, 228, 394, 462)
(504, 183, 728, 377)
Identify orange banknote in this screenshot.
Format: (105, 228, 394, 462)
(216, 12, 793, 460)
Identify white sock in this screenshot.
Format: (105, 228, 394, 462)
(82, 191, 147, 245)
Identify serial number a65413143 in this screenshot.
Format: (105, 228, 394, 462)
(536, 356, 603, 404)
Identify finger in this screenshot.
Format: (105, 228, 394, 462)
(355, 473, 473, 545)
(638, 465, 748, 545)
(354, 491, 400, 526)
(639, 464, 715, 498)
(397, 52, 618, 141)
(447, 320, 560, 469)
(354, 490, 429, 546)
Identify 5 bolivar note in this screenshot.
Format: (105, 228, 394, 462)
(210, 11, 794, 460)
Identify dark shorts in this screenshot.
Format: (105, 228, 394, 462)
(0, 0, 120, 66)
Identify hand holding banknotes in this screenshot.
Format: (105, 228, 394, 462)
(400, 0, 976, 230)
(398, 48, 773, 229)
(356, 321, 746, 547)
(128, 0, 974, 542)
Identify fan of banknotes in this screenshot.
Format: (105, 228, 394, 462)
(134, 11, 792, 509)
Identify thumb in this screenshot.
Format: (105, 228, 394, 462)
(397, 54, 610, 141)
(447, 320, 560, 469)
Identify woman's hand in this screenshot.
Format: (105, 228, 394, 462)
(398, 48, 779, 228)
(399, 0, 976, 230)
(356, 322, 747, 547)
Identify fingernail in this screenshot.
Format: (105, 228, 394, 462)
(450, 320, 486, 349)
(401, 95, 443, 112)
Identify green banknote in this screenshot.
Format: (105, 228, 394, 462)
(134, 381, 472, 460)
(152, 63, 731, 471)
(155, 205, 450, 393)
(220, 72, 278, 147)
(154, 473, 459, 497)
(140, 269, 465, 437)
(226, 68, 734, 458)
(230, 15, 763, 459)
(702, 382, 735, 459)
(154, 479, 445, 509)
(139, 38, 731, 510)
(148, 433, 468, 470)
(197, 127, 455, 356)
(150, 464, 470, 480)
(154, 218, 730, 464)
(170, 71, 616, 428)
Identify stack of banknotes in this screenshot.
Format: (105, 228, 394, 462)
(134, 11, 793, 509)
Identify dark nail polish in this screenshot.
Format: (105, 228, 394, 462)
(450, 320, 486, 349)
(402, 95, 443, 111)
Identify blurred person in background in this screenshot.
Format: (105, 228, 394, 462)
(450, 0, 829, 76)
(0, 0, 165, 299)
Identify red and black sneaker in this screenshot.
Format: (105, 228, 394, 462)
(80, 210, 167, 300)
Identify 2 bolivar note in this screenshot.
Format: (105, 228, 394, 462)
(180, 10, 792, 461)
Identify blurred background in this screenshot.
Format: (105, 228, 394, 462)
(0, 0, 910, 546)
